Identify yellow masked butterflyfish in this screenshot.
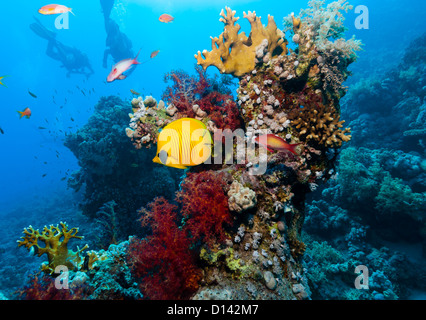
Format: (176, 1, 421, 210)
(153, 118, 213, 169)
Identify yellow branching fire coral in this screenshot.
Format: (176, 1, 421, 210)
(17, 222, 89, 274)
(195, 7, 288, 77)
(292, 107, 351, 147)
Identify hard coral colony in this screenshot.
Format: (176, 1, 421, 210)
(18, 1, 359, 300)
(17, 222, 88, 275)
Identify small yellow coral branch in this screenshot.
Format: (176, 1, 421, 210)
(17, 222, 88, 274)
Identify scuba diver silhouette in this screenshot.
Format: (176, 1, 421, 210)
(100, 0, 115, 20)
(30, 17, 94, 79)
(103, 18, 134, 68)
(100, 0, 136, 76)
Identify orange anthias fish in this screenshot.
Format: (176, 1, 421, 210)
(39, 4, 74, 15)
(159, 14, 174, 23)
(107, 50, 141, 83)
(17, 108, 32, 119)
(150, 50, 160, 59)
(255, 134, 301, 156)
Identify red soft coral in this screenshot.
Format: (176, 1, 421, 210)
(177, 171, 232, 246)
(127, 197, 202, 300)
(162, 66, 242, 131)
(162, 67, 209, 116)
(127, 171, 233, 299)
(198, 91, 242, 131)
(18, 272, 91, 300)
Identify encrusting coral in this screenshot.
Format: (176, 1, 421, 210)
(127, 95, 170, 149)
(195, 7, 288, 77)
(227, 180, 257, 213)
(17, 222, 89, 274)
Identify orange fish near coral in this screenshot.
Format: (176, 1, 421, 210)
(159, 14, 174, 23)
(255, 134, 301, 155)
(39, 4, 74, 15)
(17, 108, 32, 119)
(150, 50, 160, 59)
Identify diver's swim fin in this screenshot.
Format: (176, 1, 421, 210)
(29, 17, 57, 41)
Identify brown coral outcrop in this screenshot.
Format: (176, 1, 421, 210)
(195, 7, 287, 77)
(292, 107, 351, 147)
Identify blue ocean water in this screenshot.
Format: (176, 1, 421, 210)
(0, 0, 425, 301)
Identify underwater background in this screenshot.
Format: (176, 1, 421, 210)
(0, 0, 425, 300)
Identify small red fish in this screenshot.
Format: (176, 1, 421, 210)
(17, 107, 32, 119)
(39, 4, 74, 15)
(150, 50, 160, 59)
(255, 134, 301, 155)
(159, 14, 174, 23)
